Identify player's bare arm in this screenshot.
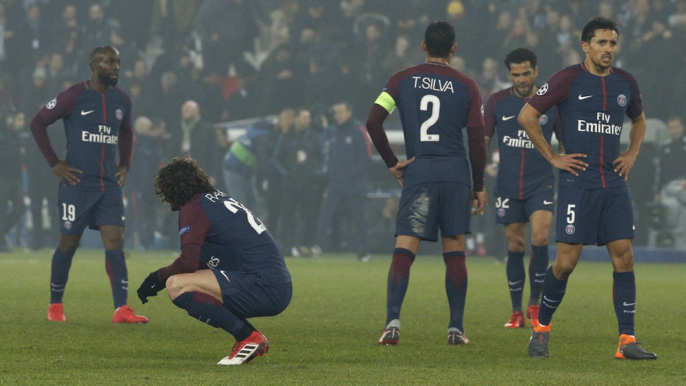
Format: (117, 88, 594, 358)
(51, 160, 82, 186)
(518, 104, 587, 176)
(471, 190, 487, 216)
(115, 166, 129, 187)
(389, 157, 415, 186)
(613, 112, 646, 179)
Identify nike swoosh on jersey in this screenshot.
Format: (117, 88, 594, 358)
(81, 110, 94, 115)
(578, 94, 593, 100)
(502, 115, 516, 121)
(544, 200, 553, 205)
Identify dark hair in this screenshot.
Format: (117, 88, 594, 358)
(424, 21, 455, 57)
(581, 17, 619, 43)
(504, 47, 537, 71)
(154, 157, 214, 210)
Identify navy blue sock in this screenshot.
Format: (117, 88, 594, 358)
(537, 267, 568, 326)
(105, 250, 128, 309)
(385, 248, 415, 325)
(613, 271, 636, 336)
(173, 292, 254, 341)
(506, 250, 525, 312)
(444, 251, 467, 332)
(528, 245, 549, 304)
(50, 248, 74, 304)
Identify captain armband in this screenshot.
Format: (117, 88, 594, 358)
(374, 92, 396, 114)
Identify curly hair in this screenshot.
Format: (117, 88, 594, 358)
(153, 157, 214, 210)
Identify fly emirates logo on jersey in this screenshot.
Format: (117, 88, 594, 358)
(503, 130, 535, 149)
(82, 125, 118, 144)
(577, 112, 621, 135)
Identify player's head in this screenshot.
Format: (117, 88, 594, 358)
(504, 48, 538, 98)
(154, 157, 214, 211)
(89, 46, 120, 87)
(581, 17, 619, 71)
(423, 21, 456, 58)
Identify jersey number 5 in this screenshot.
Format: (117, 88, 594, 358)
(420, 94, 440, 142)
(224, 199, 266, 234)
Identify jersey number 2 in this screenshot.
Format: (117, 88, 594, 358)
(420, 94, 440, 142)
(224, 199, 266, 234)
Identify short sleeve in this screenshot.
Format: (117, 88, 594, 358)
(528, 69, 573, 115)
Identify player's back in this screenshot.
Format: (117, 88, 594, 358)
(384, 63, 483, 187)
(192, 191, 291, 284)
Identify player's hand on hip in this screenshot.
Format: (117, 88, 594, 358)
(115, 166, 129, 187)
(471, 190, 487, 216)
(51, 160, 82, 186)
(389, 157, 415, 186)
(550, 153, 587, 176)
(613, 151, 637, 179)
(137, 271, 165, 304)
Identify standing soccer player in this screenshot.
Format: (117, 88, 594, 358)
(484, 48, 563, 329)
(137, 157, 292, 365)
(30, 46, 148, 324)
(518, 17, 657, 359)
(366, 21, 487, 345)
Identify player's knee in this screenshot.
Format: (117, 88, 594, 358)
(165, 275, 184, 300)
(58, 238, 80, 255)
(611, 249, 634, 271)
(506, 237, 526, 252)
(530, 232, 549, 247)
(553, 258, 577, 279)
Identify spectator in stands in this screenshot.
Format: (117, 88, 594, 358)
(312, 102, 371, 261)
(655, 116, 686, 195)
(0, 112, 27, 251)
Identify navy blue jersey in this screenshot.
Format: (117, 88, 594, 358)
(30, 81, 133, 190)
(375, 63, 484, 188)
(160, 191, 291, 285)
(484, 87, 562, 198)
(528, 63, 642, 189)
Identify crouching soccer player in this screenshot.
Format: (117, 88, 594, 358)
(137, 157, 292, 365)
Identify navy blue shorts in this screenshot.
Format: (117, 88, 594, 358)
(395, 182, 471, 242)
(58, 185, 125, 234)
(556, 186, 634, 246)
(212, 269, 292, 319)
(494, 189, 554, 224)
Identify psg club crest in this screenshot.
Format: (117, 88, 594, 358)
(617, 94, 627, 106)
(63, 221, 72, 230)
(46, 98, 57, 109)
(115, 109, 123, 120)
(537, 83, 548, 96)
(565, 224, 576, 234)
(497, 208, 506, 217)
(539, 114, 548, 125)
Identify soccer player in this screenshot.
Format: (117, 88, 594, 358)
(136, 157, 292, 365)
(484, 48, 563, 329)
(30, 46, 148, 324)
(518, 17, 657, 360)
(366, 21, 487, 345)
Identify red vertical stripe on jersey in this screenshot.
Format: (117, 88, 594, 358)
(601, 77, 607, 111)
(100, 145, 106, 191)
(519, 148, 525, 199)
(599, 135, 606, 188)
(101, 94, 107, 123)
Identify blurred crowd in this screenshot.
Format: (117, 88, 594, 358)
(1, 0, 685, 254)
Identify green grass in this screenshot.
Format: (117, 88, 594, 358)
(0, 249, 683, 385)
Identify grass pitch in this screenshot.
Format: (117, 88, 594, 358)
(1, 249, 683, 385)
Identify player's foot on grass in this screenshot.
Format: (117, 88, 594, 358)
(112, 305, 148, 324)
(526, 304, 540, 327)
(218, 331, 269, 365)
(48, 303, 66, 322)
(379, 319, 400, 345)
(504, 311, 525, 328)
(528, 320, 551, 358)
(615, 334, 657, 360)
(447, 328, 469, 345)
